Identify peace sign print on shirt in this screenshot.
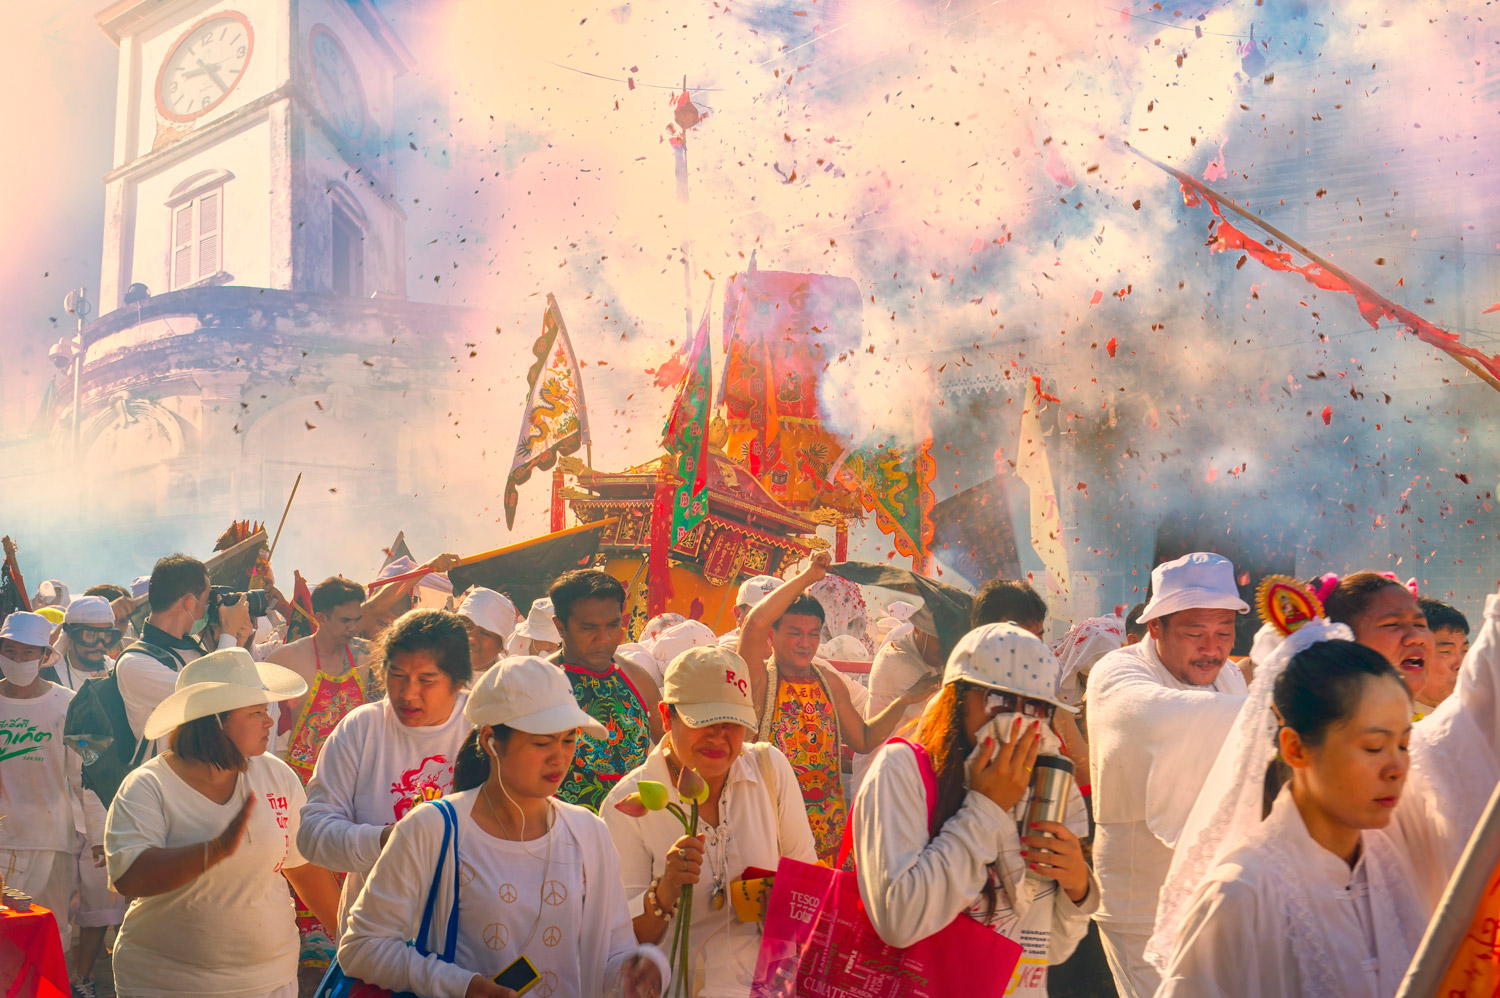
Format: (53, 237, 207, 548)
(483, 922, 509, 950)
(542, 925, 562, 948)
(458, 861, 476, 887)
(534, 971, 559, 998)
(498, 882, 518, 904)
(541, 880, 568, 906)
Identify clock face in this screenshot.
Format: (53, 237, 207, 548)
(310, 26, 366, 141)
(155, 11, 254, 123)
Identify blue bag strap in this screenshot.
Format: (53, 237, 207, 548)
(413, 798, 456, 956)
(437, 798, 462, 963)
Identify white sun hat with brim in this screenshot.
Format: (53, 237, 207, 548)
(662, 645, 758, 732)
(0, 611, 62, 669)
(943, 621, 1078, 714)
(465, 655, 606, 737)
(143, 647, 308, 741)
(1137, 552, 1250, 624)
(512, 598, 562, 645)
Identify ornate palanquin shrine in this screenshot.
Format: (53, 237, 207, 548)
(558, 436, 823, 638)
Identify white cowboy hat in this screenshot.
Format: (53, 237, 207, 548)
(143, 647, 307, 741)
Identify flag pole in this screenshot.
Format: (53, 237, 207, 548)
(267, 472, 302, 562)
(1128, 144, 1500, 394)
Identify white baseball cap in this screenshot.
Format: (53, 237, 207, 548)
(143, 648, 307, 741)
(64, 595, 116, 628)
(736, 575, 782, 609)
(456, 587, 517, 644)
(464, 655, 606, 737)
(943, 622, 1077, 713)
(1138, 552, 1250, 624)
(645, 619, 717, 674)
(662, 646, 757, 731)
(513, 598, 562, 645)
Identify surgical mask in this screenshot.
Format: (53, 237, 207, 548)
(189, 595, 210, 636)
(0, 653, 41, 687)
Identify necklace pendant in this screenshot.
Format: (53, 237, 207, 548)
(711, 884, 726, 910)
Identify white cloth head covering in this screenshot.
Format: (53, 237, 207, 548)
(640, 613, 687, 646)
(130, 576, 151, 599)
(1145, 618, 1351, 972)
(465, 655, 606, 737)
(31, 580, 69, 610)
(807, 576, 873, 653)
(943, 621, 1077, 713)
(613, 642, 656, 678)
(64, 595, 117, 628)
(817, 633, 871, 663)
(143, 647, 307, 740)
(455, 587, 517, 645)
(644, 619, 718, 682)
(374, 556, 454, 595)
(1139, 552, 1250, 623)
(513, 597, 561, 646)
(1049, 615, 1125, 706)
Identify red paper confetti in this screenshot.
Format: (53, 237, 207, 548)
(1089, 290, 1104, 305)
(1321, 405, 1333, 425)
(1105, 337, 1118, 358)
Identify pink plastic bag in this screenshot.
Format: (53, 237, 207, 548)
(750, 740, 1022, 997)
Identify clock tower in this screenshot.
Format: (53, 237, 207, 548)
(96, 0, 413, 311)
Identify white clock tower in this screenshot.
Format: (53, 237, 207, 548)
(96, 0, 413, 311)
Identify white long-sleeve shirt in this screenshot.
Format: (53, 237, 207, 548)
(116, 629, 239, 750)
(338, 790, 667, 998)
(296, 694, 470, 933)
(1157, 595, 1500, 998)
(601, 740, 818, 998)
(853, 740, 1097, 998)
(1087, 640, 1246, 930)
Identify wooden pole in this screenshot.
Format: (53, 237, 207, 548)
(1128, 145, 1500, 394)
(267, 472, 302, 562)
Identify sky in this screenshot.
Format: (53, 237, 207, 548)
(1, 0, 1498, 618)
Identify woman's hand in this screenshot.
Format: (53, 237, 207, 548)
(659, 833, 706, 901)
(214, 794, 255, 859)
(1024, 821, 1090, 903)
(622, 954, 664, 998)
(464, 975, 516, 998)
(968, 717, 1040, 812)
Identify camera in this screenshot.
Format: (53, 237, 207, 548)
(206, 585, 272, 628)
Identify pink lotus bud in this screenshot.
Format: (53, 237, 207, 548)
(676, 766, 709, 805)
(613, 793, 648, 818)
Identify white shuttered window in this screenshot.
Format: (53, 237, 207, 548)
(169, 186, 224, 290)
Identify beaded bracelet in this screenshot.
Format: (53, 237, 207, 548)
(645, 877, 678, 919)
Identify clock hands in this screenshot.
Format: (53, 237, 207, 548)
(195, 57, 230, 94)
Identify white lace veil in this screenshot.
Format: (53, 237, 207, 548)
(1144, 617, 1355, 972)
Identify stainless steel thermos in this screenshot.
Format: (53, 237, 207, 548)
(1023, 753, 1076, 831)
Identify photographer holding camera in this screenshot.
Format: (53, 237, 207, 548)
(117, 555, 259, 756)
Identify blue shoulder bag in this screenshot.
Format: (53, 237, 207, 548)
(314, 797, 462, 998)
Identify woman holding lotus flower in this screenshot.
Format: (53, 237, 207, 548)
(603, 645, 816, 997)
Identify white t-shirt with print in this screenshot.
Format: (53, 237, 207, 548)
(105, 752, 308, 998)
(0, 684, 104, 852)
(296, 694, 471, 933)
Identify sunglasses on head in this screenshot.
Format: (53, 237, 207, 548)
(984, 690, 1054, 720)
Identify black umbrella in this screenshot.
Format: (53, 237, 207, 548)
(825, 560, 974, 659)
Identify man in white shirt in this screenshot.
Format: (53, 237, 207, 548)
(43, 595, 117, 693)
(1087, 552, 1250, 998)
(115, 554, 252, 752)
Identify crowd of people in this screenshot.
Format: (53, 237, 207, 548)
(1, 542, 1494, 998)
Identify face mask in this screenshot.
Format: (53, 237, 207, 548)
(0, 654, 41, 687)
(189, 596, 210, 636)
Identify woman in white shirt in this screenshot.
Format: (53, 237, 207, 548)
(297, 608, 474, 934)
(852, 623, 1098, 998)
(105, 647, 340, 998)
(338, 655, 666, 998)
(602, 645, 818, 997)
(1150, 587, 1500, 998)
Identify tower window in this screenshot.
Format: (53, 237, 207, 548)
(331, 203, 364, 297)
(169, 187, 224, 290)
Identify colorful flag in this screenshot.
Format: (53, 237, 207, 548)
(720, 262, 863, 508)
(663, 303, 712, 544)
(285, 570, 318, 643)
(829, 437, 936, 568)
(1016, 378, 1073, 619)
(504, 294, 591, 529)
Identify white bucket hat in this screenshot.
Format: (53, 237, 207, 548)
(143, 647, 308, 741)
(513, 598, 562, 645)
(1138, 552, 1251, 624)
(465, 655, 606, 737)
(456, 587, 517, 645)
(64, 595, 117, 628)
(735, 575, 782, 609)
(1, 611, 56, 649)
(943, 621, 1077, 713)
(662, 645, 758, 731)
